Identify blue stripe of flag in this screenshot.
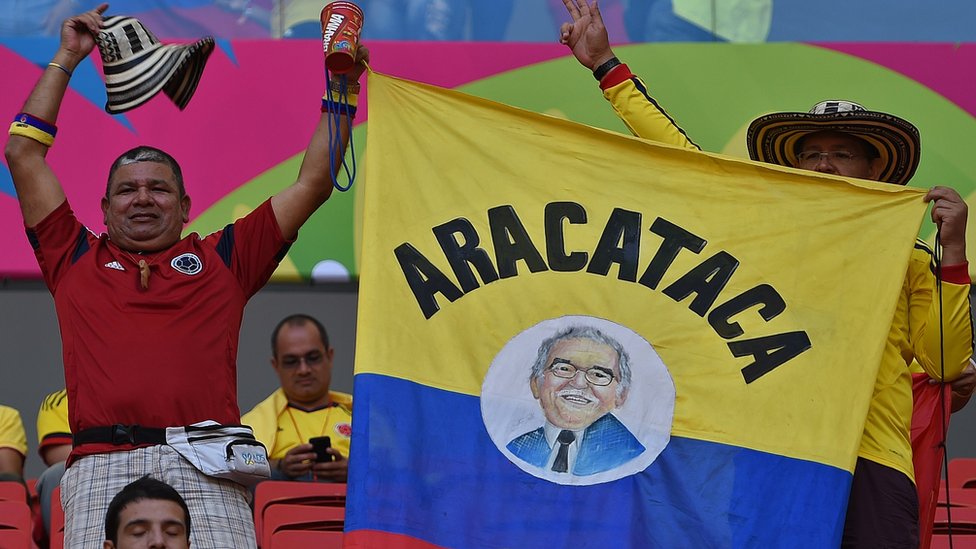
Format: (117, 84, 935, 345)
(346, 374, 852, 548)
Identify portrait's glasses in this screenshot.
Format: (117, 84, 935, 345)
(280, 351, 324, 369)
(547, 360, 616, 386)
(795, 150, 859, 168)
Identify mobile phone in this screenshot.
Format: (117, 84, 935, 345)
(309, 436, 333, 463)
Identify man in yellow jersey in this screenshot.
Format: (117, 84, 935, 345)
(558, 1, 973, 546)
(35, 389, 72, 542)
(243, 314, 351, 482)
(0, 404, 27, 482)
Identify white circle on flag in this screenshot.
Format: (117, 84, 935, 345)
(481, 315, 675, 486)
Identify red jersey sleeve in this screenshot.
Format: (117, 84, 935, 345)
(205, 198, 294, 297)
(26, 201, 96, 293)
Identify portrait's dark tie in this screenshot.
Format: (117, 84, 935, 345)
(551, 430, 576, 473)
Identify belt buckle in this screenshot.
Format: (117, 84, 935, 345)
(111, 424, 136, 445)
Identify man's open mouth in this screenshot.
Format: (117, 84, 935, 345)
(558, 391, 593, 405)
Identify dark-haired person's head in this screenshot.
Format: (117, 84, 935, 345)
(529, 325, 631, 431)
(746, 100, 920, 186)
(271, 314, 335, 408)
(104, 476, 190, 549)
(102, 145, 191, 253)
(106, 146, 186, 198)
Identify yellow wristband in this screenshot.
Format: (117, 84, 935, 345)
(322, 91, 358, 108)
(9, 122, 54, 146)
(47, 62, 72, 77)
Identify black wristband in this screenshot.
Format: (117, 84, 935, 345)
(592, 57, 621, 81)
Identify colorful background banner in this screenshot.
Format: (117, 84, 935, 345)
(3, 1, 974, 42)
(1, 40, 974, 281)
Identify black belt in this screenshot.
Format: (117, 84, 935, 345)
(73, 425, 167, 447)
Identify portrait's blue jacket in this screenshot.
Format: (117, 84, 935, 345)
(507, 413, 645, 475)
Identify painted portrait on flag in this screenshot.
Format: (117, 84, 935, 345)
(482, 315, 674, 485)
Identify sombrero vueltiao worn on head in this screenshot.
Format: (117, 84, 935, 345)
(746, 100, 921, 185)
(95, 15, 215, 114)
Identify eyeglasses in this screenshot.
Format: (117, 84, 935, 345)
(795, 150, 859, 167)
(279, 351, 324, 369)
(547, 360, 616, 386)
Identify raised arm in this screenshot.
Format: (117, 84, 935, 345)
(559, 0, 617, 71)
(4, 4, 107, 227)
(270, 46, 369, 240)
(558, 0, 699, 150)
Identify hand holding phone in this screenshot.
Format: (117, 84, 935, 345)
(309, 436, 333, 463)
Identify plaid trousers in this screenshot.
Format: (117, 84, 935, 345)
(61, 444, 257, 549)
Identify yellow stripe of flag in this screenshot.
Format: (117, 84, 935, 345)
(357, 71, 927, 470)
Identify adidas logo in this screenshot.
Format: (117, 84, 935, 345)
(104, 261, 125, 271)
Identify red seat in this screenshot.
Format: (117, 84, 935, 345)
(931, 533, 976, 549)
(0, 529, 33, 549)
(0, 481, 28, 503)
(0, 499, 33, 549)
(949, 459, 976, 490)
(939, 488, 976, 508)
(253, 481, 345, 545)
(50, 486, 64, 549)
(933, 507, 976, 534)
(261, 504, 344, 549)
(269, 529, 343, 549)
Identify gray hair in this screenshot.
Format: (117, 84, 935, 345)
(530, 325, 631, 397)
(106, 145, 185, 197)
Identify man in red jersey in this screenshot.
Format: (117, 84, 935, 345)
(4, 3, 367, 547)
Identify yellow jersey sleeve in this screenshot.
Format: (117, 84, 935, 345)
(0, 405, 28, 457)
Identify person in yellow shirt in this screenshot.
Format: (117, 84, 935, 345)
(557, 2, 973, 546)
(0, 404, 27, 481)
(242, 314, 351, 482)
(35, 389, 72, 542)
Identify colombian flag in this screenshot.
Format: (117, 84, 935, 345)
(345, 72, 929, 548)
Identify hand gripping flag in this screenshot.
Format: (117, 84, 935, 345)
(346, 71, 930, 548)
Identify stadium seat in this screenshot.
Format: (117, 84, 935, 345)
(253, 481, 345, 544)
(0, 480, 28, 503)
(50, 486, 64, 549)
(931, 533, 976, 549)
(949, 458, 976, 489)
(940, 488, 976, 508)
(934, 507, 976, 534)
(0, 529, 32, 549)
(261, 503, 344, 549)
(0, 499, 33, 549)
(269, 529, 344, 549)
